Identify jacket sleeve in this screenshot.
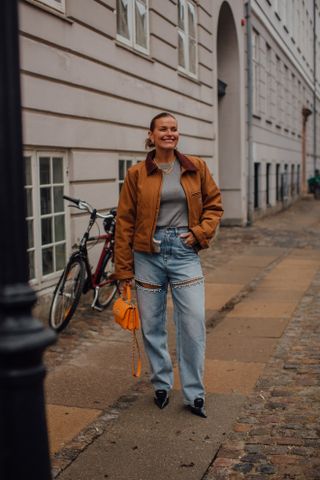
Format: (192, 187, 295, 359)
(113, 168, 137, 280)
(190, 161, 224, 249)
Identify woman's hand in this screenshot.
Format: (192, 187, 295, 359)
(179, 231, 196, 247)
(119, 278, 133, 294)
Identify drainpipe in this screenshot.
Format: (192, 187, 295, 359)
(245, 0, 254, 225)
(313, 0, 317, 175)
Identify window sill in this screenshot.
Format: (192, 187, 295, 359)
(252, 114, 261, 120)
(115, 40, 154, 63)
(22, 0, 73, 23)
(177, 70, 201, 85)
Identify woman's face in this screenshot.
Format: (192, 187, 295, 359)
(149, 116, 179, 151)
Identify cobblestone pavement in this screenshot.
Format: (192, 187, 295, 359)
(203, 271, 320, 480)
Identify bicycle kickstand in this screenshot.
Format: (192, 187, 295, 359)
(91, 287, 103, 312)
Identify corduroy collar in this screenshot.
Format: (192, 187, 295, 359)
(145, 149, 198, 175)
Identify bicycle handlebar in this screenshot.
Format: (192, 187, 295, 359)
(63, 194, 80, 205)
(63, 195, 115, 219)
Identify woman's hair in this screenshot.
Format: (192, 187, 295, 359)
(145, 112, 177, 149)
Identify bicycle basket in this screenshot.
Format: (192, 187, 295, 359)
(103, 216, 113, 232)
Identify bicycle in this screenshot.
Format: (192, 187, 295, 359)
(49, 195, 118, 332)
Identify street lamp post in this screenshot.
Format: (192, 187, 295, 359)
(0, 1, 56, 479)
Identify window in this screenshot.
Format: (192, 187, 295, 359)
(116, 0, 149, 54)
(252, 30, 260, 115)
(284, 65, 289, 129)
(275, 56, 282, 125)
(276, 163, 281, 201)
(283, 163, 289, 199)
(25, 156, 36, 280)
(24, 152, 67, 284)
(254, 162, 261, 209)
(36, 0, 65, 13)
(118, 158, 140, 193)
(178, 0, 198, 76)
(265, 44, 272, 119)
(266, 163, 271, 206)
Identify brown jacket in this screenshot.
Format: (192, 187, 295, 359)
(113, 150, 223, 280)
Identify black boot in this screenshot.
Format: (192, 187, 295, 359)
(189, 398, 207, 418)
(154, 389, 169, 409)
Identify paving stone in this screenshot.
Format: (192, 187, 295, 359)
(206, 335, 277, 363)
(228, 300, 299, 318)
(212, 316, 289, 338)
(47, 405, 101, 454)
(204, 283, 244, 310)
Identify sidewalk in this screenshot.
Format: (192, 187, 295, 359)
(44, 197, 320, 479)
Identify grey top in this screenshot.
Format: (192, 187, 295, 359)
(156, 159, 189, 227)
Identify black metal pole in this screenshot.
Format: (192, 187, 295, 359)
(0, 1, 56, 479)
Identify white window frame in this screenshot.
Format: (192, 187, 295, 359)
(178, 0, 198, 78)
(265, 43, 272, 120)
(24, 150, 69, 288)
(252, 30, 260, 115)
(36, 0, 66, 13)
(118, 156, 141, 194)
(116, 0, 149, 55)
(274, 55, 282, 125)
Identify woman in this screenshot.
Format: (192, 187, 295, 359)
(114, 112, 223, 418)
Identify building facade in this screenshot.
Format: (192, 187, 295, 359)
(248, 0, 320, 220)
(19, 0, 319, 292)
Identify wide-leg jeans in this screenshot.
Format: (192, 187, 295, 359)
(134, 227, 205, 405)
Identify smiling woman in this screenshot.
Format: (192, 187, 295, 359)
(145, 113, 179, 151)
(113, 112, 224, 418)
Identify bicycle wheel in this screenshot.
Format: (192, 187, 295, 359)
(49, 257, 86, 332)
(96, 253, 117, 308)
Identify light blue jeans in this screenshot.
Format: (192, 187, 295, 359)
(134, 227, 205, 405)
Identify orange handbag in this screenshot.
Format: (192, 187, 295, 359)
(112, 285, 141, 377)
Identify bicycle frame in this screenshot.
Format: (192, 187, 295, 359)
(90, 233, 114, 287)
(70, 208, 116, 309)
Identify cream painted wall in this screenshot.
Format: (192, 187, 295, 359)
(19, 0, 224, 290)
